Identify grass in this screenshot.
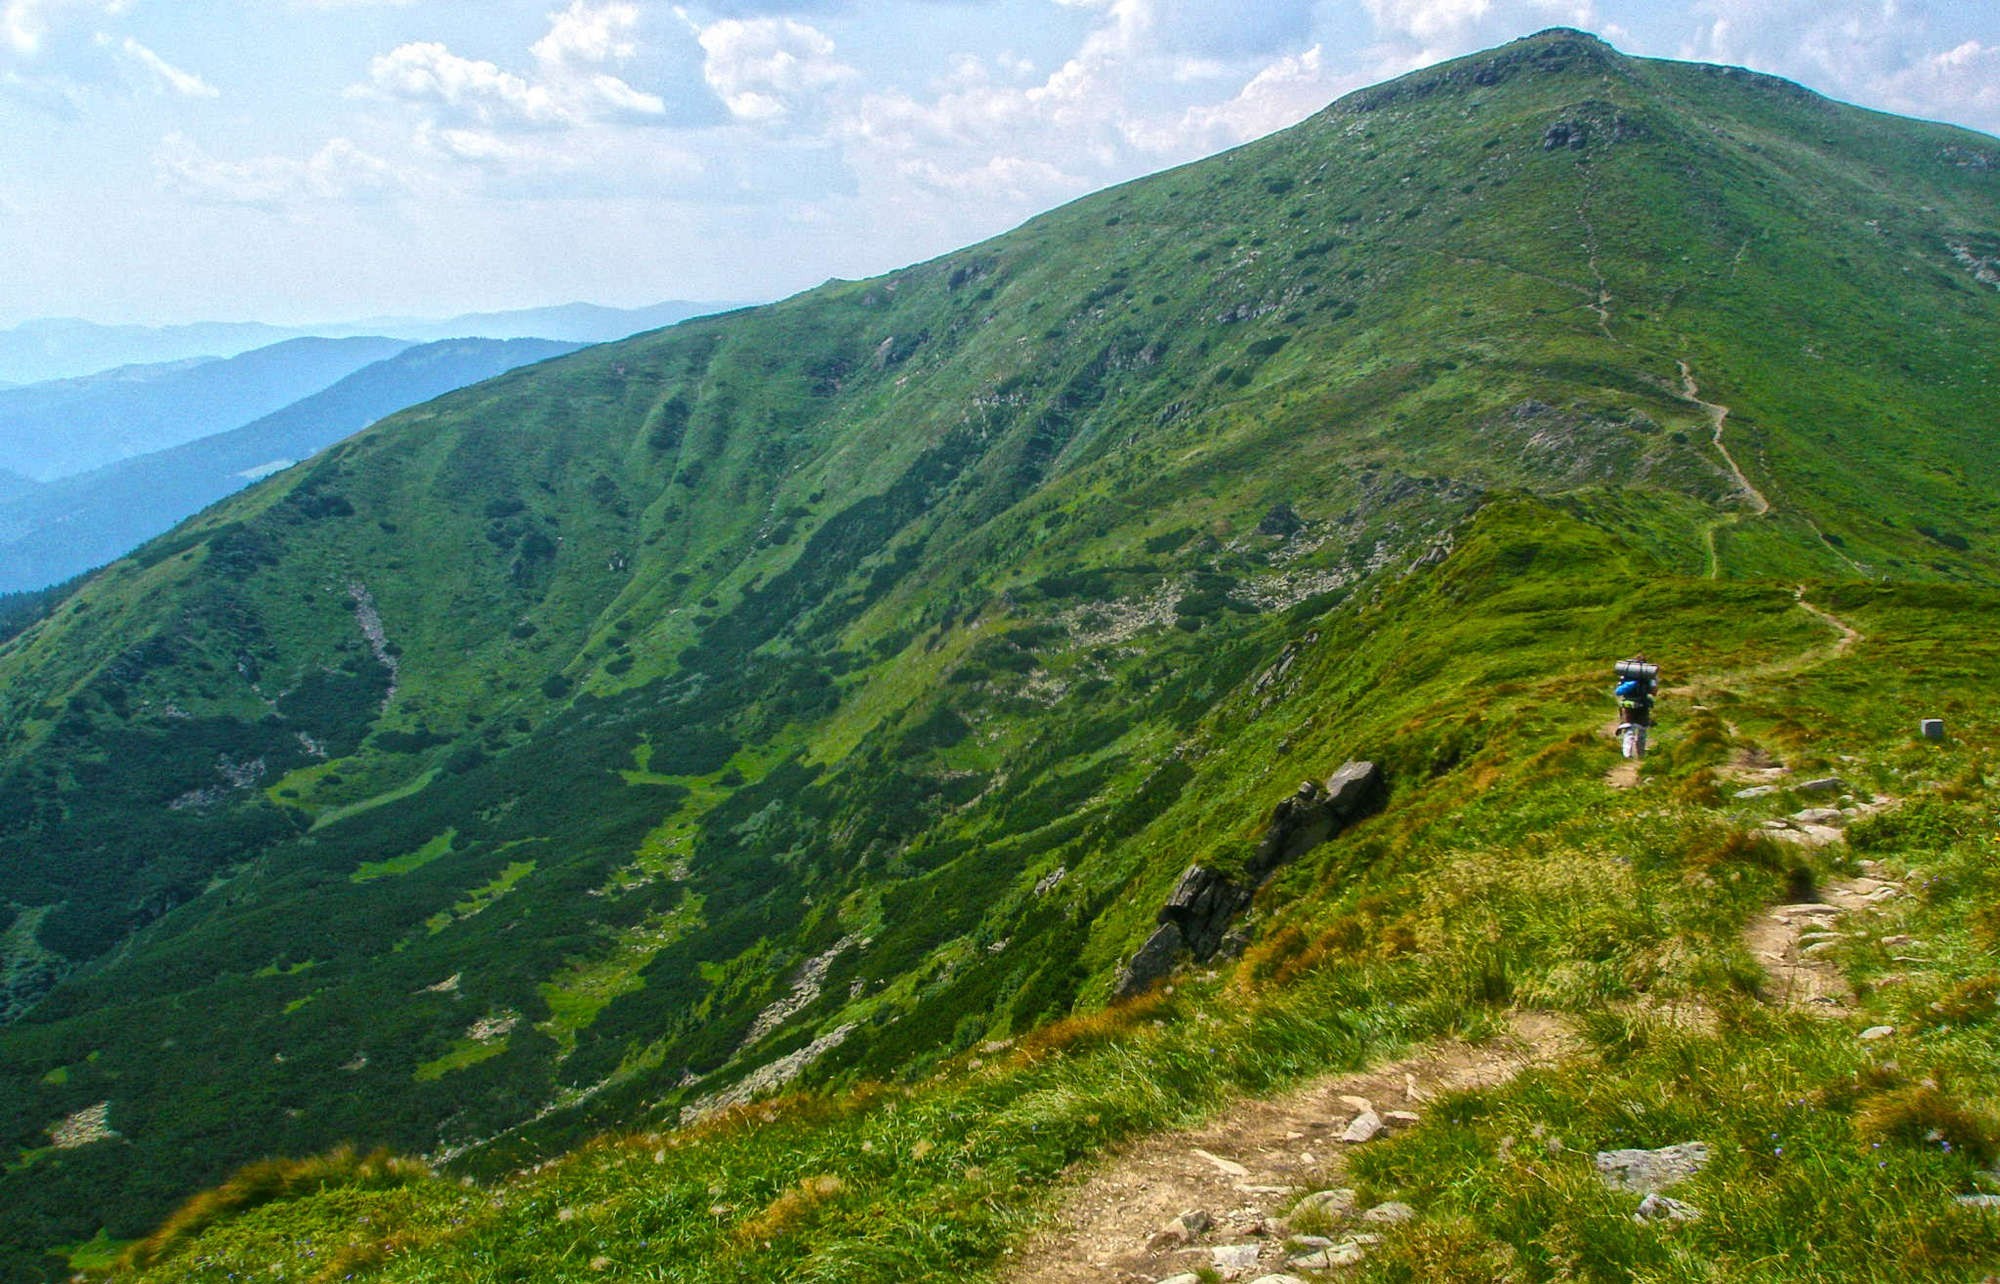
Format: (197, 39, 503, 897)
(0, 27, 1997, 1275)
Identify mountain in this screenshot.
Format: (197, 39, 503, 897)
(0, 304, 744, 385)
(333, 301, 749, 346)
(0, 320, 303, 387)
(0, 338, 412, 482)
(0, 472, 35, 507)
(1, 29, 1998, 1280)
(0, 339, 584, 594)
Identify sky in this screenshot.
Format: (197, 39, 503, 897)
(2, 0, 1997, 327)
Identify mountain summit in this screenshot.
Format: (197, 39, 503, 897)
(0, 31, 1996, 1275)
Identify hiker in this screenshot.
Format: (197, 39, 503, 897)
(1614, 656, 1659, 759)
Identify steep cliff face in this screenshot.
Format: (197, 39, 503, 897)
(0, 28, 1997, 1262)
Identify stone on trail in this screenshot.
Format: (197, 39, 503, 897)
(1796, 777, 1847, 794)
(1384, 1109, 1422, 1130)
(1362, 1201, 1416, 1224)
(1290, 1187, 1358, 1221)
(1341, 1108, 1384, 1144)
(1633, 1192, 1703, 1223)
(1191, 1147, 1250, 1177)
(1860, 1025, 1896, 1041)
(1155, 1275, 1204, 1284)
(1248, 1276, 1310, 1284)
(1594, 1142, 1711, 1194)
(1288, 1241, 1368, 1270)
(1735, 785, 1781, 799)
(1210, 1242, 1263, 1277)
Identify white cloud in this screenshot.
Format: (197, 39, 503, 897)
(356, 1, 664, 130)
(155, 132, 402, 207)
(1142, 43, 1356, 152)
(3, 0, 124, 58)
(1875, 38, 2000, 127)
(107, 34, 218, 98)
(1362, 0, 1494, 42)
(687, 13, 855, 124)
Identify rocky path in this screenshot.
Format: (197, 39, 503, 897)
(1676, 361, 1769, 580)
(1001, 1014, 1576, 1284)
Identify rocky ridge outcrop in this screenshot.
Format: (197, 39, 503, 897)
(1114, 761, 1384, 998)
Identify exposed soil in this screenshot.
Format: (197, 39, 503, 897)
(1001, 1013, 1577, 1284)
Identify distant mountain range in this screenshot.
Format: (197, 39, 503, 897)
(0, 338, 582, 593)
(0, 301, 745, 385)
(0, 337, 412, 482)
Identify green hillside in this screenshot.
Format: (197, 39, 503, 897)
(0, 28, 1997, 1280)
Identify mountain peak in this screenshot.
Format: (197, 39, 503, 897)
(1330, 25, 1627, 116)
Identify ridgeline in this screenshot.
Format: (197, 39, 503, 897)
(1, 29, 1997, 1282)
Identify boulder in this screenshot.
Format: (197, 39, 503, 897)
(1111, 921, 1187, 999)
(1633, 1193, 1702, 1223)
(1594, 1142, 1710, 1194)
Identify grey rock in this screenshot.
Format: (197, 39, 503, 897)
(1362, 1201, 1416, 1224)
(1734, 785, 1780, 799)
(1384, 1109, 1422, 1130)
(1179, 1208, 1215, 1236)
(1155, 1275, 1204, 1284)
(1594, 1142, 1711, 1194)
(1249, 1276, 1310, 1284)
(1289, 1242, 1367, 1270)
(1921, 718, 1946, 741)
(1342, 1109, 1384, 1144)
(1860, 1025, 1896, 1041)
(1633, 1193, 1703, 1223)
(1112, 920, 1186, 999)
(1797, 776, 1847, 794)
(1210, 1243, 1263, 1277)
(1291, 1188, 1358, 1221)
(1954, 1194, 2000, 1210)
(1793, 808, 1846, 825)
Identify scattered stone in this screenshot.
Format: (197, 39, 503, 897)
(1289, 1242, 1367, 1270)
(1594, 1142, 1711, 1194)
(1793, 808, 1846, 825)
(1248, 1276, 1309, 1284)
(1633, 1193, 1703, 1224)
(1880, 935, 1915, 947)
(1796, 777, 1846, 794)
(49, 1102, 115, 1149)
(1860, 1025, 1896, 1041)
(1155, 1275, 1203, 1284)
(1778, 903, 1840, 918)
(1192, 1148, 1250, 1177)
(1801, 941, 1838, 957)
(1180, 1208, 1216, 1235)
(1341, 1109, 1384, 1144)
(1955, 1195, 2000, 1210)
(1210, 1243, 1263, 1277)
(1338, 1094, 1374, 1113)
(1150, 1208, 1216, 1249)
(1362, 1201, 1416, 1224)
(1734, 785, 1780, 799)
(1384, 1109, 1422, 1130)
(1291, 1188, 1358, 1221)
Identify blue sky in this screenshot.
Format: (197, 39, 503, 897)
(3, 0, 1996, 326)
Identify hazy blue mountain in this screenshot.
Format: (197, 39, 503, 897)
(0, 338, 582, 592)
(0, 337, 411, 481)
(0, 319, 304, 385)
(0, 302, 745, 384)
(326, 300, 749, 344)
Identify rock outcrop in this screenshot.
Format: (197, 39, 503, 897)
(1113, 761, 1384, 997)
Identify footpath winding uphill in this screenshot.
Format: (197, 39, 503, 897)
(1003, 1015, 1578, 1284)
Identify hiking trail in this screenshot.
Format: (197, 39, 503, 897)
(1677, 361, 1769, 580)
(1000, 1014, 1577, 1284)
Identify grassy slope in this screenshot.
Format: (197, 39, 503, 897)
(0, 28, 1997, 1276)
(107, 504, 2000, 1282)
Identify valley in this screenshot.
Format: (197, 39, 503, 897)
(0, 28, 1995, 1283)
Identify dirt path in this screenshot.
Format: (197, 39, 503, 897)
(1677, 361, 1770, 580)
(1670, 587, 1863, 705)
(1742, 858, 1909, 1014)
(1001, 1014, 1577, 1284)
